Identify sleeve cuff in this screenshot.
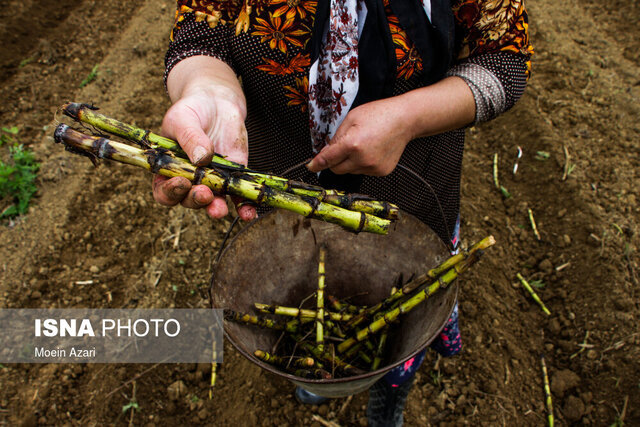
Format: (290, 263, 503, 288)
(446, 62, 506, 124)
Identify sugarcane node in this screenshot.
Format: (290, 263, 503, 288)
(356, 212, 366, 233)
(302, 195, 320, 218)
(93, 137, 112, 159)
(145, 149, 172, 174)
(255, 183, 270, 204)
(139, 129, 152, 149)
(53, 123, 70, 144)
(192, 166, 206, 186)
(61, 102, 85, 120)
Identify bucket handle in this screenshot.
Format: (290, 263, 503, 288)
(279, 159, 455, 254)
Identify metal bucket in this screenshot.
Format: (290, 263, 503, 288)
(211, 209, 457, 398)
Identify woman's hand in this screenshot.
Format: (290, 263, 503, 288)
(307, 96, 412, 176)
(152, 56, 256, 221)
(307, 76, 475, 176)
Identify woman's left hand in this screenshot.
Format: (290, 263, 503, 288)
(306, 96, 413, 176)
(306, 76, 476, 177)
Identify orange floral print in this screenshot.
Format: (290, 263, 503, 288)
(256, 53, 311, 75)
(271, 0, 317, 21)
(283, 76, 309, 112)
(252, 12, 309, 54)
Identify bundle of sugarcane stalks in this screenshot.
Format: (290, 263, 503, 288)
(226, 237, 495, 379)
(53, 103, 399, 234)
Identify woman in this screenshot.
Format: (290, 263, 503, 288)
(153, 0, 533, 424)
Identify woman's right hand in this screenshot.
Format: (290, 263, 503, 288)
(152, 56, 256, 221)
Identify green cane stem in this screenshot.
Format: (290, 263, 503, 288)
(54, 125, 391, 234)
(541, 354, 554, 427)
(254, 303, 353, 322)
(516, 273, 551, 315)
(297, 340, 365, 376)
(61, 103, 399, 220)
(345, 236, 496, 330)
(316, 246, 326, 353)
(371, 327, 388, 370)
(337, 243, 491, 354)
(224, 309, 297, 333)
(254, 350, 315, 368)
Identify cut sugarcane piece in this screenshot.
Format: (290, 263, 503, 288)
(54, 124, 391, 234)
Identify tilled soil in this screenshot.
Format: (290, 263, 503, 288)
(0, 0, 638, 425)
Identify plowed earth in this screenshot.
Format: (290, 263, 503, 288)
(0, 0, 638, 425)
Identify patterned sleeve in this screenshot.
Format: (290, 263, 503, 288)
(447, 0, 534, 124)
(164, 1, 242, 85)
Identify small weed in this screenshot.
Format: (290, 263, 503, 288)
(190, 395, 200, 403)
(499, 186, 511, 199)
(171, 284, 179, 293)
(122, 401, 139, 414)
(530, 279, 546, 289)
(0, 143, 40, 218)
(536, 151, 551, 161)
(80, 65, 99, 88)
(430, 369, 441, 386)
(566, 163, 577, 177)
(610, 418, 624, 427)
(19, 55, 36, 68)
(612, 223, 624, 235)
(0, 126, 19, 146)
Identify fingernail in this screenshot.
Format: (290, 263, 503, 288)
(193, 146, 208, 165)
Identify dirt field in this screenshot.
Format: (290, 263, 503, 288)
(0, 0, 638, 425)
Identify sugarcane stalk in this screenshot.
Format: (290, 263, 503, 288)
(224, 309, 297, 333)
(541, 354, 554, 427)
(294, 368, 333, 379)
(297, 340, 366, 376)
(528, 208, 542, 241)
(345, 236, 496, 330)
(327, 295, 362, 314)
(54, 125, 391, 234)
(254, 350, 315, 369)
(254, 303, 353, 322)
(371, 327, 388, 370)
(316, 246, 326, 353)
(516, 273, 551, 315)
(209, 339, 217, 400)
(324, 320, 345, 339)
(61, 103, 399, 220)
(337, 244, 490, 354)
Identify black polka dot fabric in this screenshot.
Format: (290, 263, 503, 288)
(164, 14, 530, 243)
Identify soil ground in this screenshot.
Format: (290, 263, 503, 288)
(0, 0, 638, 425)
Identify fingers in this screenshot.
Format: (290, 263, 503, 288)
(152, 175, 191, 206)
(306, 142, 350, 173)
(180, 185, 215, 210)
(231, 196, 257, 221)
(153, 175, 215, 211)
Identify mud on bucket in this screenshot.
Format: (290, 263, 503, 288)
(211, 209, 458, 398)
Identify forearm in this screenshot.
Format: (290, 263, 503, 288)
(398, 76, 476, 141)
(166, 55, 247, 118)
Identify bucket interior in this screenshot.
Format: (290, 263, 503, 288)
(211, 209, 457, 397)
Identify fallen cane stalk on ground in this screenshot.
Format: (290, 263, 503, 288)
(53, 124, 392, 234)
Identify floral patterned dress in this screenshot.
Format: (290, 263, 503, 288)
(165, 0, 533, 246)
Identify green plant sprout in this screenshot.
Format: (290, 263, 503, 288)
(0, 144, 40, 218)
(80, 65, 99, 88)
